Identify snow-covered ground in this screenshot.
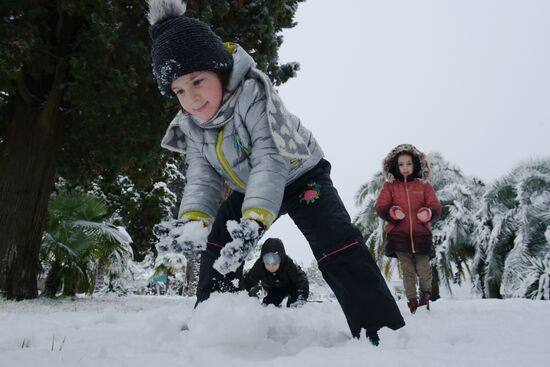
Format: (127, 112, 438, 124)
(1, 292, 549, 367)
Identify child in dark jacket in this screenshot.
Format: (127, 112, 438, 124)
(242, 238, 309, 307)
(375, 144, 442, 313)
(147, 0, 404, 344)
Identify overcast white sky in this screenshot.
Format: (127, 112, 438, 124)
(265, 0, 550, 264)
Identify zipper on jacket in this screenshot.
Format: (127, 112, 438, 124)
(216, 129, 246, 189)
(404, 176, 416, 253)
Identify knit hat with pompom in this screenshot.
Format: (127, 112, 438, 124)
(147, 0, 233, 96)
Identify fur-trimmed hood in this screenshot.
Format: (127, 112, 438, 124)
(382, 144, 431, 182)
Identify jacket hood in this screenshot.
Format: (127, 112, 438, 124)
(224, 43, 255, 92)
(382, 144, 431, 182)
(261, 238, 286, 258)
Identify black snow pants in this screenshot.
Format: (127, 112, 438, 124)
(196, 159, 405, 336)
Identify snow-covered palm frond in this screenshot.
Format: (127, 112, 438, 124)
(47, 191, 108, 223)
(354, 172, 385, 207)
(354, 182, 371, 207)
(107, 242, 134, 274)
(70, 220, 133, 246)
(528, 252, 550, 300)
(482, 210, 518, 297)
(41, 191, 134, 296)
(424, 153, 483, 293)
(353, 172, 391, 274)
(501, 250, 550, 300)
(474, 158, 550, 299)
(433, 200, 477, 292)
(41, 232, 79, 261)
(363, 218, 394, 278)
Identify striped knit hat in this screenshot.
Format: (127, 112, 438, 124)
(148, 0, 233, 96)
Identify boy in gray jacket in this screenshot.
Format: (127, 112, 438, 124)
(148, 0, 404, 345)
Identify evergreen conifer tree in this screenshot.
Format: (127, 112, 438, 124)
(0, 0, 305, 299)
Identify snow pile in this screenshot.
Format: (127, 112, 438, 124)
(1, 293, 550, 367)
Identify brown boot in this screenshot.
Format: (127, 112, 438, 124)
(407, 298, 418, 314)
(419, 291, 431, 310)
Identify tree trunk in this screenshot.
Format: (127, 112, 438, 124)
(42, 261, 63, 297)
(93, 257, 106, 294)
(62, 275, 77, 297)
(184, 252, 201, 296)
(0, 1, 83, 300)
(0, 70, 64, 300)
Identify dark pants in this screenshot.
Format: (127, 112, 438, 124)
(196, 159, 405, 336)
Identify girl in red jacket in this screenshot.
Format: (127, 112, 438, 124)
(375, 144, 442, 314)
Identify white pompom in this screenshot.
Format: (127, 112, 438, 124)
(147, 0, 187, 25)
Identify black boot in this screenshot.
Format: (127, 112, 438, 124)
(365, 329, 380, 347)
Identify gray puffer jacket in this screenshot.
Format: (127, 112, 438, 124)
(161, 44, 323, 227)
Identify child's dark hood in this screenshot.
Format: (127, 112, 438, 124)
(261, 238, 286, 258)
(382, 144, 431, 182)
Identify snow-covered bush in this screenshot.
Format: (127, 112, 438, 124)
(303, 260, 335, 302)
(40, 192, 133, 297)
(428, 152, 485, 293)
(473, 159, 550, 299)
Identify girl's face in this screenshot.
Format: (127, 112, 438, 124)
(171, 71, 223, 122)
(397, 154, 414, 178)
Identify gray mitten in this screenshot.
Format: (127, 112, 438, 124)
(154, 219, 208, 255)
(213, 219, 264, 275)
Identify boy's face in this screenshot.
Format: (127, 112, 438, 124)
(262, 252, 281, 273)
(171, 71, 223, 122)
(265, 263, 280, 273)
(397, 154, 414, 178)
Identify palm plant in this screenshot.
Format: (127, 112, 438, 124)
(353, 172, 394, 278)
(428, 153, 485, 295)
(473, 159, 550, 299)
(40, 192, 132, 297)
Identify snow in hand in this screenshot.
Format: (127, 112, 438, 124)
(1, 292, 549, 367)
(213, 219, 263, 275)
(155, 219, 208, 254)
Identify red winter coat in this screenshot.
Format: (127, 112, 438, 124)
(376, 178, 441, 258)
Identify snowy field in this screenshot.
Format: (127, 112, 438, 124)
(1, 293, 549, 367)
